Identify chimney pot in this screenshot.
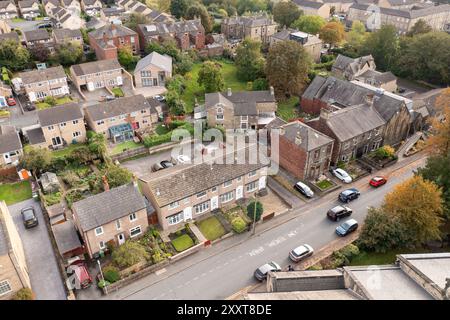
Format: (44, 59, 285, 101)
(227, 88, 232, 96)
(156, 188, 160, 196)
(269, 86, 274, 96)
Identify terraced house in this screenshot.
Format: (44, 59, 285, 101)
(84, 94, 157, 142)
(0, 1, 18, 20)
(17, 66, 68, 102)
(80, 0, 102, 16)
(70, 59, 124, 92)
(139, 157, 268, 231)
(52, 28, 83, 46)
(35, 103, 86, 149)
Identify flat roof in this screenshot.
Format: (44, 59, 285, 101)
(401, 253, 450, 290)
(245, 290, 360, 300)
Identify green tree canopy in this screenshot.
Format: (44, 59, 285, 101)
(0, 39, 31, 71)
(361, 24, 399, 71)
(235, 38, 265, 81)
(197, 60, 224, 93)
(20, 146, 52, 174)
(118, 45, 139, 70)
(319, 21, 345, 46)
(112, 240, 150, 268)
(124, 13, 151, 31)
(170, 0, 192, 18)
(292, 15, 326, 34)
(55, 42, 83, 66)
(247, 201, 263, 222)
(272, 1, 302, 28)
(236, 0, 268, 15)
(185, 3, 213, 33)
(407, 19, 432, 36)
(345, 20, 366, 54)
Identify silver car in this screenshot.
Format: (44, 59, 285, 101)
(289, 244, 314, 262)
(254, 261, 282, 281)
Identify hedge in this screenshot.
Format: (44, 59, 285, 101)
(231, 217, 247, 233)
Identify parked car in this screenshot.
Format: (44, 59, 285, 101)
(294, 181, 314, 198)
(6, 97, 16, 106)
(254, 261, 282, 281)
(43, 17, 50, 21)
(327, 205, 352, 221)
(38, 23, 52, 29)
(151, 160, 174, 172)
(24, 102, 35, 111)
(289, 244, 314, 262)
(331, 168, 352, 183)
(369, 176, 387, 188)
(338, 188, 360, 203)
(69, 260, 93, 289)
(335, 219, 359, 236)
(154, 95, 165, 102)
(172, 154, 191, 164)
(21, 207, 38, 229)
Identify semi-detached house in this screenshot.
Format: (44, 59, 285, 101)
(18, 66, 68, 102)
(0, 1, 18, 20)
(70, 59, 123, 92)
(0, 125, 23, 167)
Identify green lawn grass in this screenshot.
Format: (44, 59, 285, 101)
(276, 96, 300, 122)
(52, 143, 85, 158)
(155, 124, 170, 135)
(11, 18, 25, 22)
(196, 216, 226, 241)
(349, 248, 433, 266)
(0, 181, 32, 205)
(171, 234, 195, 252)
(36, 96, 74, 110)
(111, 87, 124, 97)
(110, 141, 142, 155)
(316, 180, 333, 190)
(181, 60, 248, 113)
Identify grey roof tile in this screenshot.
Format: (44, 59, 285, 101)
(0, 125, 22, 154)
(52, 219, 82, 255)
(85, 94, 149, 121)
(38, 102, 83, 126)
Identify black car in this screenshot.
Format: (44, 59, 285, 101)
(327, 205, 352, 221)
(338, 188, 360, 203)
(336, 219, 358, 236)
(24, 102, 36, 111)
(21, 207, 38, 229)
(151, 160, 174, 172)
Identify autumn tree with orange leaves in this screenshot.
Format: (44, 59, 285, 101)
(427, 88, 450, 155)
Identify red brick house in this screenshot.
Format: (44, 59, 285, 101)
(88, 23, 140, 60)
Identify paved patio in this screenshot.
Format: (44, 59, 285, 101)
(133, 86, 167, 98)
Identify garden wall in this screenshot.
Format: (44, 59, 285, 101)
(111, 146, 148, 162)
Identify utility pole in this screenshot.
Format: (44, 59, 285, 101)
(97, 259, 107, 295)
(252, 194, 257, 235)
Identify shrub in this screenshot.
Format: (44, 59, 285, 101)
(231, 217, 247, 233)
(43, 192, 61, 206)
(321, 54, 335, 63)
(143, 132, 172, 148)
(152, 249, 164, 264)
(112, 240, 150, 269)
(12, 288, 34, 300)
(103, 265, 121, 283)
(252, 78, 268, 90)
(374, 145, 396, 159)
(247, 201, 263, 222)
(97, 280, 110, 289)
(44, 96, 56, 106)
(338, 244, 360, 260)
(61, 171, 81, 188)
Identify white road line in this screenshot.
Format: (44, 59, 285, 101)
(155, 268, 167, 276)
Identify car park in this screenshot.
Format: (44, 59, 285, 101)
(369, 176, 387, 188)
(294, 181, 314, 198)
(338, 188, 360, 203)
(335, 219, 358, 236)
(151, 160, 174, 172)
(254, 261, 282, 281)
(6, 97, 16, 106)
(289, 244, 314, 262)
(327, 205, 352, 221)
(331, 168, 352, 183)
(21, 207, 38, 229)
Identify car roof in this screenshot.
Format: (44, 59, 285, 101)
(293, 245, 309, 256)
(296, 181, 310, 189)
(343, 219, 358, 226)
(372, 176, 384, 181)
(335, 168, 348, 175)
(330, 205, 345, 213)
(258, 262, 279, 274)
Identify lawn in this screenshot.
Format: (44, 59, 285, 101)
(276, 96, 300, 122)
(0, 181, 32, 205)
(110, 141, 142, 155)
(52, 143, 85, 158)
(171, 234, 195, 252)
(196, 216, 226, 241)
(155, 124, 170, 135)
(315, 179, 333, 190)
(181, 60, 248, 113)
(36, 96, 74, 110)
(111, 87, 124, 97)
(349, 248, 434, 266)
(11, 18, 25, 22)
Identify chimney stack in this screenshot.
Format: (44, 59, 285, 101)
(320, 107, 332, 120)
(295, 131, 302, 145)
(269, 86, 274, 96)
(227, 88, 232, 96)
(365, 93, 375, 107)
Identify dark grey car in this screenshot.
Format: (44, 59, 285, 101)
(21, 207, 38, 229)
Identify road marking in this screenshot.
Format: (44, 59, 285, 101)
(266, 236, 287, 247)
(155, 268, 166, 276)
(248, 246, 264, 256)
(223, 262, 229, 266)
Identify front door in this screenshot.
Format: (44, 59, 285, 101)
(117, 233, 125, 245)
(259, 176, 267, 190)
(236, 186, 243, 200)
(211, 196, 218, 210)
(183, 206, 192, 221)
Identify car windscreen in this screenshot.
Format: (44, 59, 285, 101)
(22, 210, 35, 220)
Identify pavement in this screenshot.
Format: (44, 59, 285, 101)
(8, 199, 66, 300)
(78, 152, 427, 300)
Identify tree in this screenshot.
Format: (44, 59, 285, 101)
(29, 42, 51, 62)
(272, 1, 302, 28)
(252, 78, 268, 90)
(20, 147, 52, 174)
(319, 21, 345, 47)
(292, 15, 326, 34)
(12, 288, 34, 300)
(358, 207, 411, 253)
(265, 40, 311, 98)
(0, 39, 31, 71)
(197, 61, 224, 93)
(87, 131, 109, 163)
(236, 0, 267, 15)
(345, 20, 366, 54)
(247, 201, 263, 222)
(170, 0, 191, 18)
(361, 25, 399, 71)
(124, 13, 151, 31)
(427, 88, 450, 155)
(112, 240, 150, 268)
(174, 52, 193, 75)
(383, 175, 444, 245)
(145, 39, 181, 61)
(55, 42, 83, 66)
(117, 45, 138, 70)
(185, 3, 213, 33)
(104, 165, 133, 189)
(235, 38, 265, 81)
(407, 19, 432, 36)
(165, 90, 186, 115)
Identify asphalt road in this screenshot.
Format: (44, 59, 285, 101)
(101, 155, 426, 300)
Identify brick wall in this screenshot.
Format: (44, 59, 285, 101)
(278, 135, 308, 180)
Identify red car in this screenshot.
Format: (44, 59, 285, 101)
(6, 97, 16, 106)
(70, 260, 93, 289)
(369, 176, 387, 187)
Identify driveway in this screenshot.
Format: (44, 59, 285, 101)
(133, 86, 167, 98)
(7, 19, 42, 32)
(8, 199, 66, 300)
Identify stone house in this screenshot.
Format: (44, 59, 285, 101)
(80, 0, 102, 16)
(23, 29, 55, 52)
(139, 156, 268, 231)
(0, 31, 19, 43)
(60, 0, 81, 13)
(43, 0, 59, 15)
(18, 0, 40, 19)
(270, 29, 323, 62)
(72, 183, 148, 258)
(133, 51, 172, 88)
(301, 76, 412, 148)
(221, 14, 277, 44)
(17, 66, 68, 102)
(0, 201, 31, 300)
(99, 7, 126, 23)
(70, 59, 124, 92)
(205, 88, 277, 131)
(52, 28, 83, 46)
(292, 0, 331, 19)
(84, 94, 156, 142)
(88, 23, 139, 60)
(36, 102, 86, 149)
(0, 125, 22, 167)
(0, 1, 18, 20)
(275, 120, 334, 181)
(137, 19, 205, 51)
(51, 7, 85, 30)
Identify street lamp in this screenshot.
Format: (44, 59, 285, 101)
(252, 194, 257, 235)
(97, 259, 107, 295)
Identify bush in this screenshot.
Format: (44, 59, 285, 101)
(97, 280, 110, 289)
(61, 171, 81, 188)
(112, 240, 150, 269)
(338, 244, 360, 260)
(152, 249, 164, 264)
(103, 265, 121, 283)
(252, 78, 269, 90)
(374, 145, 396, 159)
(12, 288, 34, 300)
(321, 54, 335, 63)
(143, 132, 172, 148)
(247, 201, 263, 222)
(43, 192, 61, 206)
(231, 217, 247, 233)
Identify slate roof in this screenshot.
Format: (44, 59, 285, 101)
(205, 90, 276, 116)
(19, 66, 66, 85)
(72, 184, 146, 231)
(24, 29, 51, 42)
(0, 32, 19, 43)
(281, 121, 333, 151)
(0, 1, 16, 10)
(71, 59, 122, 76)
(223, 14, 276, 28)
(53, 28, 82, 41)
(38, 103, 83, 126)
(89, 23, 136, 39)
(52, 219, 82, 255)
(82, 0, 101, 6)
(349, 3, 450, 19)
(101, 7, 125, 16)
(292, 0, 327, 9)
(140, 155, 268, 208)
(0, 125, 22, 154)
(138, 19, 204, 38)
(357, 69, 397, 85)
(27, 127, 46, 145)
(85, 94, 149, 121)
(18, 0, 38, 9)
(332, 54, 374, 75)
(135, 51, 172, 74)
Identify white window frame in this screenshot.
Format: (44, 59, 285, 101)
(73, 131, 81, 138)
(194, 201, 209, 215)
(95, 226, 103, 236)
(248, 170, 257, 177)
(99, 241, 106, 250)
(246, 181, 258, 193)
(223, 180, 232, 188)
(73, 120, 79, 125)
(129, 212, 137, 222)
(220, 190, 234, 204)
(0, 280, 12, 296)
(211, 186, 217, 193)
(167, 212, 183, 226)
(168, 201, 179, 209)
(116, 219, 121, 230)
(130, 225, 142, 238)
(196, 191, 207, 198)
